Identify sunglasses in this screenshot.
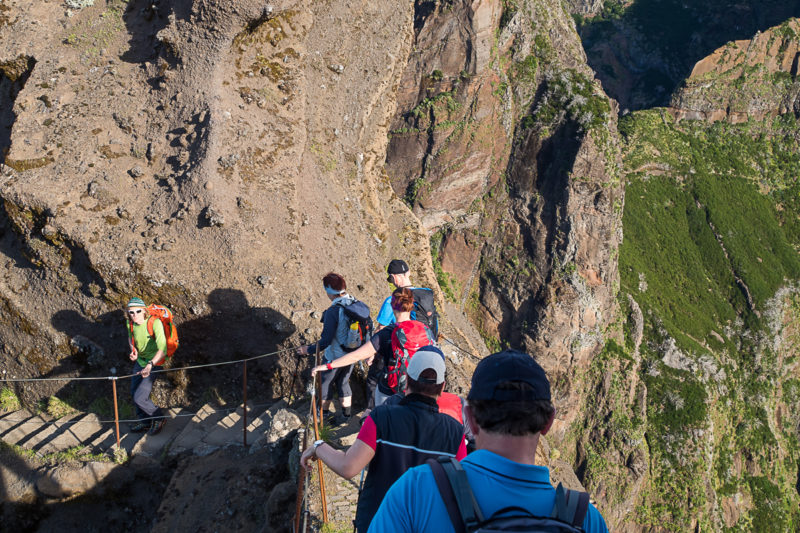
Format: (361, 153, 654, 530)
(128, 309, 144, 316)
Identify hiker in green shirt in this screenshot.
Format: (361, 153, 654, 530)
(126, 297, 166, 435)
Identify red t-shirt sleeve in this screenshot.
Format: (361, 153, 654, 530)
(357, 415, 377, 450)
(456, 436, 467, 460)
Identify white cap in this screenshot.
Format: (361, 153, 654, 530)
(407, 346, 446, 384)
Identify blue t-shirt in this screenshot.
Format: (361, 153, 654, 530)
(367, 449, 609, 533)
(376, 287, 419, 326)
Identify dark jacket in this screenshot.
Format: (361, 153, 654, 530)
(355, 393, 464, 532)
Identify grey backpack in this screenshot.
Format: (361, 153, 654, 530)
(426, 456, 589, 532)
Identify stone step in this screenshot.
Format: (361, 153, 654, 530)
(169, 403, 230, 455)
(84, 413, 119, 451)
(25, 412, 85, 453)
(130, 408, 193, 457)
(201, 402, 262, 447)
(0, 409, 33, 443)
(7, 411, 110, 455)
(3, 411, 60, 450)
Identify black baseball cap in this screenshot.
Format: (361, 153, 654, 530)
(387, 259, 409, 281)
(467, 349, 551, 402)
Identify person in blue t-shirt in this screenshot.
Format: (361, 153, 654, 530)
(368, 349, 610, 533)
(375, 259, 438, 338)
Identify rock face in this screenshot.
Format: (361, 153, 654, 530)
(575, 0, 800, 111)
(670, 19, 800, 122)
(385, 0, 623, 438)
(563, 0, 606, 16)
(0, 0, 452, 406)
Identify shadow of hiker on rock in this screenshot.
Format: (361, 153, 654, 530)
(177, 287, 297, 405)
(49, 287, 298, 410)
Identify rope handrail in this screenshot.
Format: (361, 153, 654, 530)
(0, 400, 279, 426)
(439, 334, 481, 359)
(1, 345, 299, 383)
(1, 334, 479, 384)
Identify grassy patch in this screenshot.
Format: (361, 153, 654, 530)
(88, 396, 134, 421)
(1, 387, 21, 412)
(46, 396, 78, 419)
(620, 110, 800, 353)
(63, 0, 127, 64)
(1, 440, 110, 465)
(316, 421, 334, 442)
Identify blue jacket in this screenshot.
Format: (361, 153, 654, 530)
(368, 449, 609, 533)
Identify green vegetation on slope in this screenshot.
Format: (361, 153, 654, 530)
(621, 110, 800, 352)
(581, 109, 800, 531)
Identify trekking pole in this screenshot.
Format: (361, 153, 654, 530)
(312, 341, 329, 524)
(110, 377, 121, 449)
(242, 360, 248, 447)
(301, 469, 311, 533)
(293, 427, 309, 533)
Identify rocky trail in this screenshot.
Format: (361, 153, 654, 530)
(0, 389, 367, 532)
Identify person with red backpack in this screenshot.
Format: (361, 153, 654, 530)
(126, 297, 167, 435)
(380, 345, 475, 452)
(383, 287, 437, 405)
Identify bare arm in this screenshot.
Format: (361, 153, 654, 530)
(301, 439, 374, 479)
(310, 341, 376, 375)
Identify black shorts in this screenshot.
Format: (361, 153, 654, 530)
(319, 364, 354, 401)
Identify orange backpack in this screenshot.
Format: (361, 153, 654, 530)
(128, 304, 179, 365)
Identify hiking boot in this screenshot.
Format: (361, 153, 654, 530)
(149, 418, 166, 435)
(130, 420, 150, 433)
(334, 413, 351, 426)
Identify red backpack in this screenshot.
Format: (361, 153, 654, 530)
(387, 320, 436, 393)
(128, 304, 179, 365)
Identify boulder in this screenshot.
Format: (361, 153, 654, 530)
(35, 461, 131, 498)
(265, 480, 296, 519)
(249, 403, 303, 455)
(0, 458, 38, 504)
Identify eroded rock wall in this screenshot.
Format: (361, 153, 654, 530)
(0, 0, 447, 404)
(385, 0, 623, 438)
(670, 19, 800, 122)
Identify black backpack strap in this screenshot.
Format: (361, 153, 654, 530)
(427, 457, 484, 532)
(552, 483, 590, 527)
(427, 458, 466, 533)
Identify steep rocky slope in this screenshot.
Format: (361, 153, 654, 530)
(0, 0, 457, 408)
(574, 0, 800, 110)
(670, 19, 800, 122)
(384, 0, 622, 439)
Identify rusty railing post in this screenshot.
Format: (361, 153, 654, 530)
(312, 341, 328, 524)
(293, 427, 309, 533)
(111, 377, 121, 449)
(242, 360, 248, 447)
